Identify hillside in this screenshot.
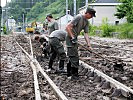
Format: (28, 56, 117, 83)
(6, 0, 90, 23)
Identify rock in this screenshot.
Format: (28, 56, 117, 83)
(121, 76, 128, 81)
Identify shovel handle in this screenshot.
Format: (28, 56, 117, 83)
(78, 43, 113, 63)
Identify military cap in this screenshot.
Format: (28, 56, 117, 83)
(86, 7, 96, 17)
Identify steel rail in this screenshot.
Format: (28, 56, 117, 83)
(16, 41, 68, 100)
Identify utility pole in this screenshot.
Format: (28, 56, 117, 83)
(0, 6, 2, 34)
(74, 0, 76, 16)
(66, 0, 68, 15)
(32, 0, 34, 7)
(23, 14, 25, 32)
(6, 0, 8, 31)
(86, 0, 88, 8)
(66, 0, 68, 23)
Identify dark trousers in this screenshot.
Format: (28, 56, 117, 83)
(49, 37, 66, 69)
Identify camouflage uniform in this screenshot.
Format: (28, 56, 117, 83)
(48, 21, 59, 35)
(66, 14, 89, 77)
(48, 30, 67, 70)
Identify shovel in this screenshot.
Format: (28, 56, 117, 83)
(78, 42, 124, 71)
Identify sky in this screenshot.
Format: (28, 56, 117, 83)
(1, 0, 11, 7)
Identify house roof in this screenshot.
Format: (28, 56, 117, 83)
(56, 14, 73, 20)
(78, 3, 121, 11)
(95, 0, 119, 3)
(89, 3, 121, 6)
(78, 0, 120, 11)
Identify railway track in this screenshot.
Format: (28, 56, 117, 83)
(15, 34, 68, 100)
(1, 33, 133, 100)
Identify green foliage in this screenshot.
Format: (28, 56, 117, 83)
(99, 18, 115, 37)
(27, 2, 45, 21)
(115, 0, 133, 23)
(7, 0, 93, 23)
(8, 5, 26, 23)
(116, 23, 133, 39)
(89, 22, 133, 39)
(89, 24, 99, 36)
(3, 25, 7, 34)
(34, 1, 65, 22)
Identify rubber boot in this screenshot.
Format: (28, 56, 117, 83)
(59, 60, 64, 70)
(48, 59, 54, 70)
(55, 60, 66, 74)
(71, 67, 79, 80)
(67, 61, 71, 77)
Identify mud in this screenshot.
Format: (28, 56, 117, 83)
(1, 34, 133, 100)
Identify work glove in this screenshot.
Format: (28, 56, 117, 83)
(71, 37, 77, 44)
(40, 45, 43, 48)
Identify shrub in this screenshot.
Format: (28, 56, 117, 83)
(3, 25, 7, 34)
(89, 24, 99, 36)
(100, 18, 115, 37)
(117, 23, 133, 39)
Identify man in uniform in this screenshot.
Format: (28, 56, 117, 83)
(46, 14, 59, 35)
(34, 35, 50, 58)
(65, 7, 96, 80)
(47, 30, 67, 72)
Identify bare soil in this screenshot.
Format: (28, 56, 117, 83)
(1, 34, 133, 100)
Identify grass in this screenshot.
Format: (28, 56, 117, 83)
(115, 23, 133, 39)
(88, 20, 133, 39)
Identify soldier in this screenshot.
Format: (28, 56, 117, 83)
(34, 35, 50, 58)
(46, 14, 59, 35)
(65, 7, 96, 80)
(41, 22, 48, 34)
(47, 30, 67, 73)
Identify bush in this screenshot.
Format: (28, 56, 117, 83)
(80, 24, 99, 36)
(89, 24, 99, 36)
(116, 23, 133, 39)
(99, 18, 115, 37)
(3, 25, 7, 34)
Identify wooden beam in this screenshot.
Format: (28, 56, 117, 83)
(16, 41, 41, 100)
(33, 59, 68, 100)
(30, 61, 41, 100)
(16, 41, 68, 100)
(79, 60, 133, 95)
(29, 34, 34, 57)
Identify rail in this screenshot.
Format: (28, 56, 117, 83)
(16, 37, 68, 100)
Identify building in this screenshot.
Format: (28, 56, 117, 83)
(57, 14, 73, 30)
(79, 0, 127, 26)
(5, 19, 16, 30)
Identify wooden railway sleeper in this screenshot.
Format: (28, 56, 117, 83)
(79, 60, 133, 99)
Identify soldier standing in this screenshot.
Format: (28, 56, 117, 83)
(65, 7, 96, 80)
(46, 14, 59, 35)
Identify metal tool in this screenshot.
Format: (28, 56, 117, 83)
(78, 42, 124, 71)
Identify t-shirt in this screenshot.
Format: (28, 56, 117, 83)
(71, 14, 89, 37)
(49, 30, 67, 41)
(48, 20, 59, 35)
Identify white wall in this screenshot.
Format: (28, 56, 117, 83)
(57, 14, 73, 30)
(79, 5, 127, 26)
(5, 19, 16, 30)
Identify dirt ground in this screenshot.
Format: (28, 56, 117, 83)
(1, 34, 133, 100)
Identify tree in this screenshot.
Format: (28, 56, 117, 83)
(26, 2, 45, 21)
(8, 5, 26, 23)
(115, 0, 133, 23)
